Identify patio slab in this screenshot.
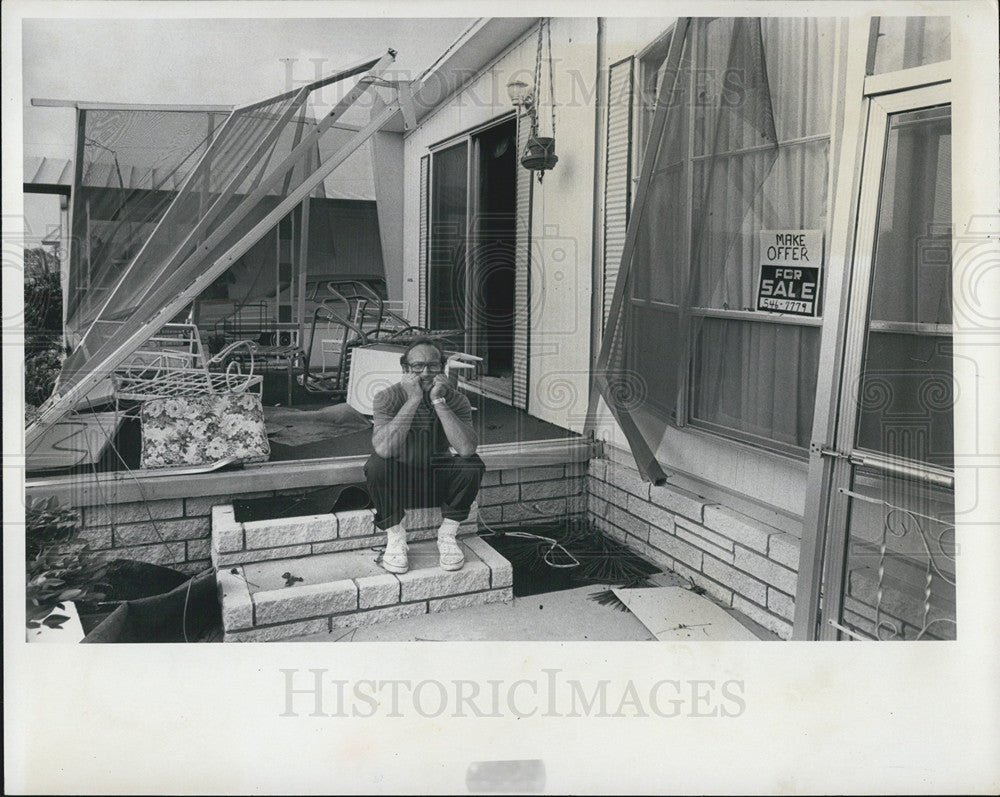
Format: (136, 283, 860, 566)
(266, 393, 576, 462)
(282, 584, 658, 642)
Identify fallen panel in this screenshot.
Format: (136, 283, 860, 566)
(611, 586, 760, 641)
(25, 411, 121, 471)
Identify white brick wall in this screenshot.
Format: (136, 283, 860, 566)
(80, 497, 218, 574)
(477, 463, 587, 528)
(49, 450, 808, 636)
(58, 460, 587, 575)
(587, 456, 802, 639)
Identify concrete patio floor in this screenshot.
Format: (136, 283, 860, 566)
(280, 570, 781, 642)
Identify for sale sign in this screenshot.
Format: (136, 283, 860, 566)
(756, 230, 823, 317)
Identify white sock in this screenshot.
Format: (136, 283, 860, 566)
(437, 518, 464, 570)
(386, 523, 407, 548)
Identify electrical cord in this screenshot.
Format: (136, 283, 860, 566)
(181, 566, 215, 643)
(85, 396, 206, 641)
(477, 500, 580, 570)
(362, 499, 582, 571)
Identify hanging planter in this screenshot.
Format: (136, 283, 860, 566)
(521, 136, 558, 172)
(510, 18, 558, 183)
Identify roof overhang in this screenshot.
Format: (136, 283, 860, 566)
(31, 99, 235, 113)
(380, 17, 538, 133)
(24, 156, 74, 194)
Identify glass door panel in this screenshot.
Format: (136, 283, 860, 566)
(825, 93, 955, 641)
(855, 105, 953, 469)
(428, 142, 468, 331)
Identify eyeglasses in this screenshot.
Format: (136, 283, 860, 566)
(407, 361, 442, 373)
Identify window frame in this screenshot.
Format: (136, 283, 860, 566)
(634, 26, 674, 184)
(628, 17, 841, 459)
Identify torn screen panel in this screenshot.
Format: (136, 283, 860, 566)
(67, 94, 316, 347)
(67, 108, 228, 339)
(592, 19, 692, 484)
(593, 18, 780, 482)
(28, 52, 402, 448)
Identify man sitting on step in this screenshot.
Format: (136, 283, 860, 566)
(365, 338, 484, 574)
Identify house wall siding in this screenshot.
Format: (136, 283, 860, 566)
(402, 17, 598, 433)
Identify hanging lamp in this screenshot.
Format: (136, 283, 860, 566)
(517, 18, 558, 182)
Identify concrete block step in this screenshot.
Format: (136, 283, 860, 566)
(217, 535, 513, 642)
(211, 502, 479, 568)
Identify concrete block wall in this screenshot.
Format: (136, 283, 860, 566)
(211, 504, 480, 568)
(70, 451, 801, 638)
(218, 535, 514, 642)
(74, 461, 588, 575)
(587, 455, 802, 639)
(476, 461, 588, 530)
(77, 494, 257, 576)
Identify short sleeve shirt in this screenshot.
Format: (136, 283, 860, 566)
(371, 382, 473, 467)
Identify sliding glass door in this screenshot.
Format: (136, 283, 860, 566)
(425, 117, 519, 405)
(427, 141, 468, 332)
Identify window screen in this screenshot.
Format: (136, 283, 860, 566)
(596, 18, 836, 479)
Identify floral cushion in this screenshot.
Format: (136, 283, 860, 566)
(140, 393, 270, 469)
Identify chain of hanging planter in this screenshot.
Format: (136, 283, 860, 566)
(518, 17, 558, 182)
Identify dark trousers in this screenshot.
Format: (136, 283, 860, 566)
(364, 452, 486, 531)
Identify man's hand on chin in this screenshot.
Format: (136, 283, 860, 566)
(430, 374, 451, 401)
(402, 373, 423, 401)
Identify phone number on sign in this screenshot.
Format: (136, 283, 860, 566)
(758, 298, 813, 314)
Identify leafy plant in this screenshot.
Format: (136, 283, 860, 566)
(24, 256, 62, 332)
(23, 246, 65, 411)
(25, 496, 108, 627)
(25, 340, 63, 408)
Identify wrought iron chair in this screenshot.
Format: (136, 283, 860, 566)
(209, 302, 306, 405)
(300, 295, 371, 395)
(112, 322, 262, 402)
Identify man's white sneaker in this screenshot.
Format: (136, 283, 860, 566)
(380, 526, 409, 574)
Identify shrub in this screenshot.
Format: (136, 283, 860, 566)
(25, 496, 108, 628)
(24, 264, 62, 332)
(25, 340, 63, 407)
(23, 247, 64, 410)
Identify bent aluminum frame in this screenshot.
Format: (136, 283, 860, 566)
(28, 50, 413, 449)
(585, 19, 692, 485)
